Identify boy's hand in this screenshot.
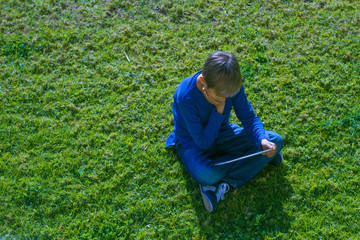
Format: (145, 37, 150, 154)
(202, 87, 226, 114)
(261, 139, 277, 157)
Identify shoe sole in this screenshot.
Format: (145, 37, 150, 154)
(200, 191, 213, 212)
(200, 186, 213, 212)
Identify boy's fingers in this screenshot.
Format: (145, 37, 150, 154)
(262, 143, 277, 157)
(268, 145, 277, 157)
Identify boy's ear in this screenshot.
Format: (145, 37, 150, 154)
(199, 74, 207, 87)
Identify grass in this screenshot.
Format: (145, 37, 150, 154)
(0, 0, 359, 239)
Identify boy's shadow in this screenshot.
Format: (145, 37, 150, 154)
(171, 149, 294, 239)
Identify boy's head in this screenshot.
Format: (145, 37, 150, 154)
(202, 51, 242, 98)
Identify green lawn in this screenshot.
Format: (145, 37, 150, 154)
(1, 0, 359, 239)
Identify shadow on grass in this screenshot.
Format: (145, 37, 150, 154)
(174, 151, 294, 239)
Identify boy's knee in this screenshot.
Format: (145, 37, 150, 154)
(179, 147, 227, 186)
(192, 166, 224, 186)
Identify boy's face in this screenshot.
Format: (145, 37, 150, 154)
(205, 88, 226, 102)
(199, 74, 227, 103)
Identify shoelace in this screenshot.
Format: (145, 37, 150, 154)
(216, 183, 230, 202)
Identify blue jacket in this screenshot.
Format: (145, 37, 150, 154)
(165, 71, 267, 151)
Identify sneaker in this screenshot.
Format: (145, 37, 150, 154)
(200, 183, 230, 212)
(199, 185, 217, 212)
(270, 152, 283, 166)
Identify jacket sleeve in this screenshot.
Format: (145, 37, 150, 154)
(177, 98, 225, 150)
(232, 86, 268, 150)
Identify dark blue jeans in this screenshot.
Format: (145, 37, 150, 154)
(175, 125, 283, 189)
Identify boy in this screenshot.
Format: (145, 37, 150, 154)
(165, 51, 284, 212)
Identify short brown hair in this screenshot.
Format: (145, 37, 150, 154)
(202, 51, 242, 97)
